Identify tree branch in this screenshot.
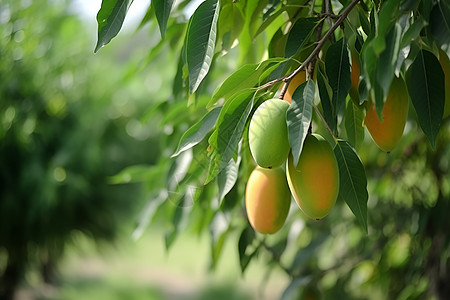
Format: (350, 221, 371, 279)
(259, 0, 361, 91)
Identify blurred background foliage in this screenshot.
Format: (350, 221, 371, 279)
(0, 0, 450, 300)
(0, 0, 163, 298)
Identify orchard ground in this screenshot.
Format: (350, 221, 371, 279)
(15, 227, 288, 300)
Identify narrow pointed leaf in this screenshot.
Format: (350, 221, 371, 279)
(208, 58, 285, 108)
(407, 49, 445, 148)
(186, 0, 220, 93)
(317, 66, 336, 133)
(345, 101, 365, 150)
(217, 156, 241, 202)
(172, 107, 222, 157)
(153, 0, 174, 38)
(206, 91, 254, 184)
(284, 18, 319, 57)
(325, 39, 352, 115)
(400, 16, 426, 49)
(286, 80, 314, 167)
(334, 140, 368, 233)
(95, 0, 133, 52)
(238, 226, 256, 273)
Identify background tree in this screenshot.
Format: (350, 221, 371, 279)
(0, 1, 160, 298)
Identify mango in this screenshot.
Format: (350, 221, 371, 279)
(245, 167, 291, 234)
(249, 99, 290, 168)
(283, 71, 306, 103)
(364, 76, 409, 153)
(286, 134, 339, 220)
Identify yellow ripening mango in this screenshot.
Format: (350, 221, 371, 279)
(283, 71, 306, 103)
(438, 48, 450, 118)
(249, 99, 290, 169)
(364, 76, 409, 153)
(245, 167, 291, 234)
(286, 134, 339, 220)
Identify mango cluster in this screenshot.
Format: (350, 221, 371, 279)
(245, 74, 340, 234)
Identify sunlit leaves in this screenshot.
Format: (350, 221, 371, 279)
(172, 107, 221, 157)
(286, 79, 314, 168)
(208, 58, 285, 108)
(95, 0, 133, 52)
(407, 49, 445, 148)
(186, 0, 220, 94)
(206, 91, 254, 184)
(217, 156, 241, 202)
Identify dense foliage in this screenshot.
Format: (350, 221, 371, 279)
(95, 0, 450, 298)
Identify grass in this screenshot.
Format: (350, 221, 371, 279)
(19, 226, 289, 300)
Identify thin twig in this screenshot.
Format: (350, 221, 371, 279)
(259, 0, 360, 91)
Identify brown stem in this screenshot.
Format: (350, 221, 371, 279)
(259, 0, 361, 91)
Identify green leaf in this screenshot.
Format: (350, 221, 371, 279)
(186, 0, 220, 93)
(325, 38, 352, 115)
(345, 101, 365, 150)
(400, 16, 426, 49)
(238, 226, 256, 273)
(217, 2, 244, 52)
(208, 58, 285, 108)
(95, 0, 133, 52)
(317, 65, 336, 133)
(406, 49, 445, 148)
(430, 0, 450, 53)
(360, 1, 401, 99)
(333, 140, 368, 233)
(153, 0, 174, 38)
(374, 23, 402, 116)
(284, 18, 319, 58)
(254, 6, 287, 38)
(136, 4, 154, 30)
(206, 91, 254, 184)
(217, 156, 241, 202)
(371, 0, 400, 55)
(172, 107, 221, 157)
(286, 80, 314, 168)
